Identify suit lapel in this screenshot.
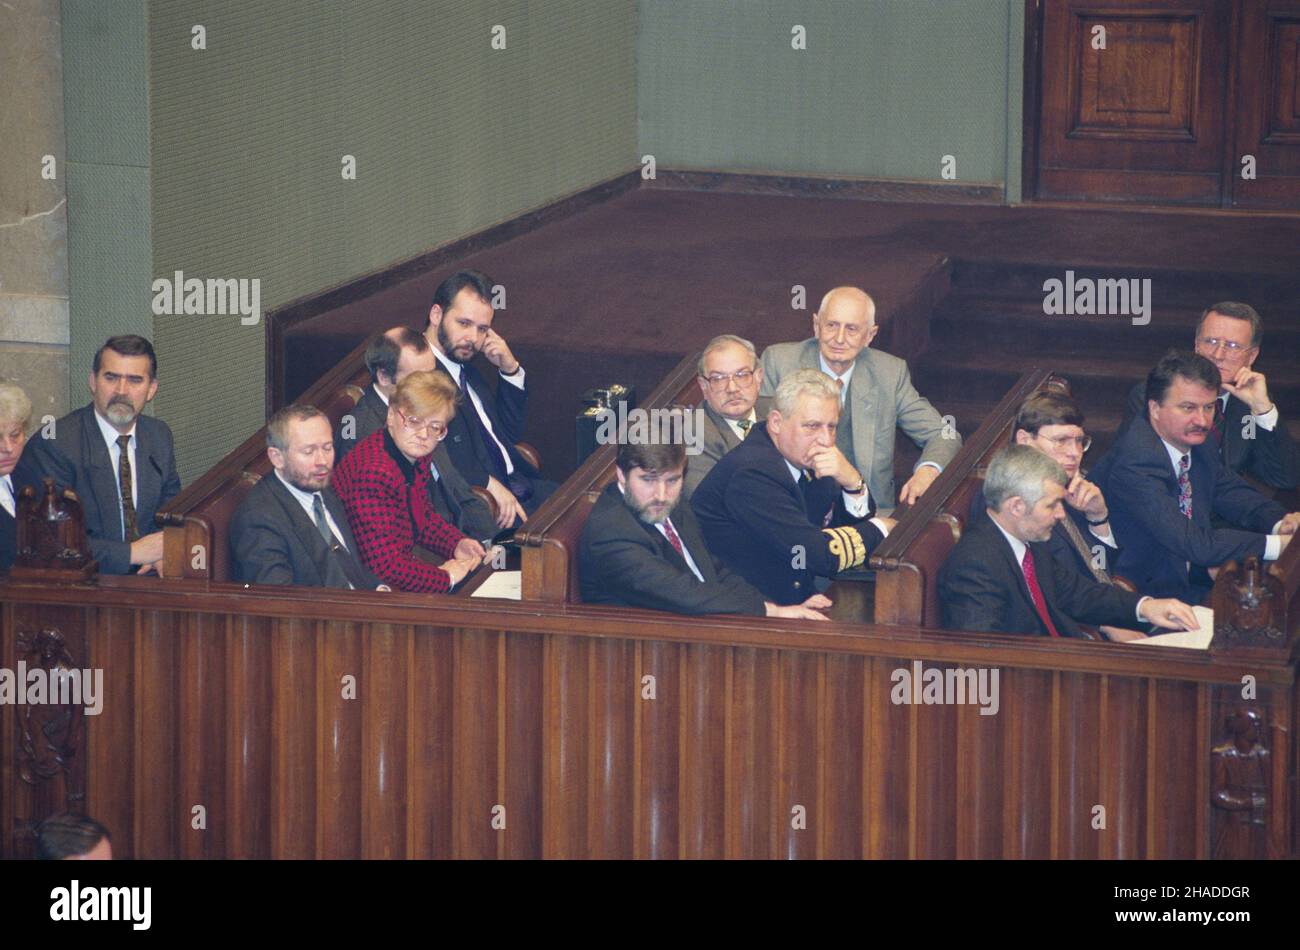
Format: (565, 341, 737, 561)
(266, 475, 335, 584)
(988, 522, 1046, 632)
(135, 421, 162, 523)
(848, 352, 877, 482)
(80, 409, 124, 541)
(672, 507, 719, 583)
(703, 403, 741, 453)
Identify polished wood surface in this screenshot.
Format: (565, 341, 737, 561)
(2, 570, 1295, 860)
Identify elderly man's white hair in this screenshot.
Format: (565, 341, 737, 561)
(817, 286, 875, 321)
(773, 368, 841, 417)
(0, 380, 32, 428)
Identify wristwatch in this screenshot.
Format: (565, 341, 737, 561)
(845, 479, 867, 495)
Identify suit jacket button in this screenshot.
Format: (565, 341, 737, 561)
(793, 581, 801, 589)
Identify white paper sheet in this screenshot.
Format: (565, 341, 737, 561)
(470, 570, 522, 601)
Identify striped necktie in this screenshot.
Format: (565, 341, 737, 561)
(1057, 514, 1111, 584)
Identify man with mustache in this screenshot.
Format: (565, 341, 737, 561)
(758, 286, 960, 513)
(579, 437, 827, 618)
(231, 404, 386, 589)
(1105, 351, 1298, 603)
(1115, 302, 1298, 490)
(692, 370, 895, 605)
(424, 269, 556, 528)
(683, 334, 771, 498)
(15, 335, 180, 575)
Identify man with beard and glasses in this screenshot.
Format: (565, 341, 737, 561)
(424, 269, 556, 528)
(231, 405, 387, 589)
(579, 437, 829, 618)
(1104, 351, 1298, 603)
(15, 335, 180, 575)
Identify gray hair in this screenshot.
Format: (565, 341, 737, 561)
(982, 444, 1068, 512)
(0, 380, 32, 428)
(697, 334, 757, 377)
(266, 404, 327, 452)
(773, 368, 841, 417)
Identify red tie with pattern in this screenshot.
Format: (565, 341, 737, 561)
(1020, 547, 1061, 638)
(661, 517, 686, 560)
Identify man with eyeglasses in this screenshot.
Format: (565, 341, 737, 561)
(231, 404, 387, 589)
(1002, 392, 1124, 582)
(1117, 302, 1298, 490)
(336, 327, 495, 539)
(684, 334, 772, 498)
(759, 286, 960, 513)
(332, 371, 491, 593)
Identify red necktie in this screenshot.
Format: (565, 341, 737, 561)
(1020, 548, 1061, 638)
(661, 517, 686, 560)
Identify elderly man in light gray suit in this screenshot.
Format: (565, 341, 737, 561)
(759, 287, 960, 512)
(684, 334, 772, 498)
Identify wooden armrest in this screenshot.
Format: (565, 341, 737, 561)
(514, 442, 541, 472)
(472, 486, 500, 521)
(1112, 575, 1137, 593)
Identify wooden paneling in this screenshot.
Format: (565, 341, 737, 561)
(2, 578, 1296, 860)
(1232, 1, 1300, 208)
(1036, 1, 1231, 204)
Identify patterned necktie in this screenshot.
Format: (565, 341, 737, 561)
(661, 517, 686, 560)
(736, 418, 752, 438)
(117, 434, 139, 542)
(1177, 454, 1193, 519)
(1058, 515, 1111, 584)
(1020, 548, 1062, 637)
(456, 369, 510, 482)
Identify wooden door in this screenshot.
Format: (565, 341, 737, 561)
(1231, 0, 1300, 209)
(1031, 0, 1234, 206)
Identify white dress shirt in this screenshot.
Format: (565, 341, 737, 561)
(0, 473, 15, 518)
(93, 409, 138, 539)
(782, 459, 892, 537)
(989, 516, 1149, 623)
(1158, 437, 1281, 560)
(432, 349, 522, 475)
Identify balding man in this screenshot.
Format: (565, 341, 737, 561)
(338, 327, 495, 540)
(684, 334, 771, 498)
(759, 287, 960, 512)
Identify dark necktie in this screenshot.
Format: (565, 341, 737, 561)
(1021, 548, 1062, 638)
(1177, 454, 1193, 519)
(312, 493, 334, 543)
(117, 434, 139, 542)
(456, 369, 511, 484)
(1211, 398, 1225, 448)
(1058, 514, 1111, 584)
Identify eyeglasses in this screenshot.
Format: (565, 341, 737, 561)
(397, 409, 448, 440)
(1198, 336, 1251, 354)
(1039, 433, 1092, 452)
(701, 369, 757, 390)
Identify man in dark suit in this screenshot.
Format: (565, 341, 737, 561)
(580, 439, 827, 618)
(1105, 351, 1297, 603)
(338, 326, 496, 540)
(232, 405, 385, 589)
(940, 445, 1198, 638)
(692, 369, 894, 605)
(1115, 302, 1298, 490)
(684, 334, 772, 498)
(0, 381, 32, 574)
(14, 335, 180, 575)
(1007, 392, 1121, 582)
(424, 269, 556, 526)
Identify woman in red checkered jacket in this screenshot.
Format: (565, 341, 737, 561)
(333, 371, 488, 592)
